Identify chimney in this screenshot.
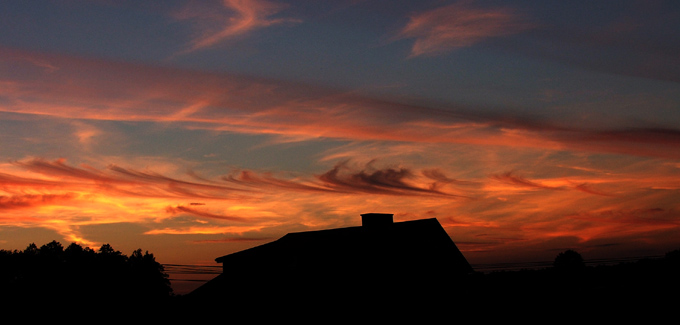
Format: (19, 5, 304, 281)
(361, 213, 393, 228)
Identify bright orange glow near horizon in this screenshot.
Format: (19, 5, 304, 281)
(1, 1, 679, 295)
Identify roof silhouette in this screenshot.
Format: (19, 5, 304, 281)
(188, 213, 473, 306)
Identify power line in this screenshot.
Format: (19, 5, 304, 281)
(471, 255, 665, 272)
(163, 264, 221, 282)
(163, 264, 221, 272)
(163, 254, 667, 281)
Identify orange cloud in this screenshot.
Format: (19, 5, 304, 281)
(0, 152, 678, 266)
(315, 160, 472, 198)
(222, 160, 476, 199)
(175, 0, 301, 53)
(8, 158, 254, 202)
(192, 237, 274, 244)
(2, 48, 679, 159)
(553, 208, 680, 243)
(225, 170, 336, 193)
(573, 183, 618, 197)
(166, 205, 250, 222)
(0, 193, 77, 210)
(492, 171, 565, 191)
(399, 1, 533, 57)
(0, 48, 678, 258)
(0, 157, 282, 248)
(0, 158, 481, 244)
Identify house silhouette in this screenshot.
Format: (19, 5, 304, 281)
(187, 213, 473, 308)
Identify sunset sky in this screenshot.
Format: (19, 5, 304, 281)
(1, 0, 679, 293)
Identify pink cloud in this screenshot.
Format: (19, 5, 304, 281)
(1, 47, 679, 159)
(175, 0, 301, 53)
(399, 1, 533, 57)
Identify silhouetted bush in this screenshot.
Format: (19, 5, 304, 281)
(553, 249, 585, 271)
(0, 240, 172, 304)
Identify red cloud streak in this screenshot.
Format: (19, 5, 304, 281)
(0, 193, 77, 210)
(399, 2, 533, 57)
(166, 205, 250, 223)
(1, 48, 679, 159)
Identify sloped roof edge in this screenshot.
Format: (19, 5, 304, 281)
(215, 218, 461, 264)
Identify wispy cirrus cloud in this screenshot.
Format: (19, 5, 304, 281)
(223, 160, 475, 198)
(398, 1, 533, 57)
(2, 48, 679, 159)
(0, 157, 478, 246)
(316, 160, 473, 198)
(15, 158, 118, 184)
(1, 154, 678, 263)
(0, 157, 272, 244)
(166, 205, 250, 222)
(224, 170, 336, 193)
(573, 183, 618, 197)
(174, 0, 301, 53)
(0, 193, 77, 210)
(10, 158, 251, 201)
(1, 0, 679, 276)
(4, 158, 476, 210)
(491, 171, 632, 197)
(492, 171, 563, 191)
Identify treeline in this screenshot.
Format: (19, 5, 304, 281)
(0, 240, 173, 304)
(466, 248, 680, 305)
(3, 240, 679, 310)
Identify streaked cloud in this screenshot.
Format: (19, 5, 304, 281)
(398, 1, 533, 57)
(493, 171, 563, 191)
(1, 149, 677, 265)
(174, 0, 301, 53)
(1, 48, 678, 159)
(224, 160, 474, 198)
(224, 170, 336, 193)
(10, 157, 251, 201)
(1, 47, 677, 260)
(573, 183, 618, 197)
(315, 160, 473, 198)
(166, 205, 250, 222)
(0, 193, 77, 210)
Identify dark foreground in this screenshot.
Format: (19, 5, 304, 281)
(3, 248, 678, 321)
(168, 253, 678, 321)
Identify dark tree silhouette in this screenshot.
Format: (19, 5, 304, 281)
(553, 249, 585, 271)
(665, 249, 680, 264)
(40, 240, 64, 255)
(127, 249, 173, 299)
(0, 241, 173, 304)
